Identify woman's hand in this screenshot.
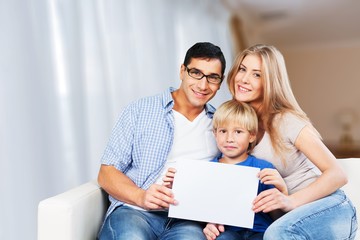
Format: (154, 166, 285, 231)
(162, 167, 177, 189)
(203, 223, 225, 240)
(258, 168, 288, 195)
(253, 188, 295, 214)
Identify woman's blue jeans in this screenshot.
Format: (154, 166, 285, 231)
(264, 190, 358, 240)
(98, 206, 206, 240)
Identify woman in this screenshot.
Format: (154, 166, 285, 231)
(226, 44, 357, 239)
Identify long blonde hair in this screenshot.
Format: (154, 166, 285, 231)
(227, 44, 319, 157)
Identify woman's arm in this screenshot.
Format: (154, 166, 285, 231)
(288, 125, 347, 208)
(253, 125, 347, 213)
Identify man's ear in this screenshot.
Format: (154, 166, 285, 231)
(179, 64, 186, 80)
(213, 129, 217, 136)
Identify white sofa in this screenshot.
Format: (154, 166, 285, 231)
(38, 158, 360, 240)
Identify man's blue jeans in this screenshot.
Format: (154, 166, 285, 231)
(264, 190, 358, 240)
(98, 206, 206, 240)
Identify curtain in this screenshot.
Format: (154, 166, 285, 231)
(0, 0, 233, 239)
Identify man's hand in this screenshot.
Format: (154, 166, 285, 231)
(139, 183, 178, 210)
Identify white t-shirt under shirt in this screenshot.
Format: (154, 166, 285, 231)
(126, 109, 219, 210)
(154, 109, 219, 184)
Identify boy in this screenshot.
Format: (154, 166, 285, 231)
(164, 100, 287, 240)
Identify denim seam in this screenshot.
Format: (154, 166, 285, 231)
(349, 207, 358, 239)
(108, 217, 116, 239)
(164, 218, 173, 231)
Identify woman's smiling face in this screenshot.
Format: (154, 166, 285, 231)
(234, 54, 264, 110)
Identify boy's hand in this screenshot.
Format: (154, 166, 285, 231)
(203, 223, 225, 240)
(258, 168, 288, 195)
(162, 167, 177, 189)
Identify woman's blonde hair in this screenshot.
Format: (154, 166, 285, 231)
(213, 100, 258, 152)
(226, 44, 319, 157)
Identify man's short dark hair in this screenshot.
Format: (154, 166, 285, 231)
(183, 42, 226, 76)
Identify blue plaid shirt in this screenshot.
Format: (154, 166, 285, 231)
(101, 87, 216, 218)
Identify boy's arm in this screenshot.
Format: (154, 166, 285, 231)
(269, 209, 285, 220)
(258, 168, 287, 220)
(258, 168, 288, 195)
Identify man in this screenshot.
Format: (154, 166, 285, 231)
(98, 42, 226, 239)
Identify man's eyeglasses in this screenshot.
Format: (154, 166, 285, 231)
(185, 66, 223, 85)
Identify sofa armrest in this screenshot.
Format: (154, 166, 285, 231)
(38, 180, 108, 240)
(338, 158, 360, 210)
(338, 158, 360, 240)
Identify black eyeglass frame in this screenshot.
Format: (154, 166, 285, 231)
(185, 66, 223, 85)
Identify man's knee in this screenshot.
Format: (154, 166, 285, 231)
(99, 208, 156, 240)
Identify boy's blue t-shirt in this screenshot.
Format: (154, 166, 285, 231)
(210, 155, 275, 233)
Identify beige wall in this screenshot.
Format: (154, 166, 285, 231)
(281, 43, 360, 146)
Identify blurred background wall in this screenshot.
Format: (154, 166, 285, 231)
(224, 0, 360, 150)
(1, 0, 359, 239)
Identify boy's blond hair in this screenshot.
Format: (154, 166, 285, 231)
(213, 100, 258, 152)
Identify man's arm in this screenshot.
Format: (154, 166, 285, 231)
(98, 164, 144, 206)
(98, 164, 176, 210)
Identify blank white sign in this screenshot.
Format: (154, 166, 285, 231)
(168, 160, 260, 229)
